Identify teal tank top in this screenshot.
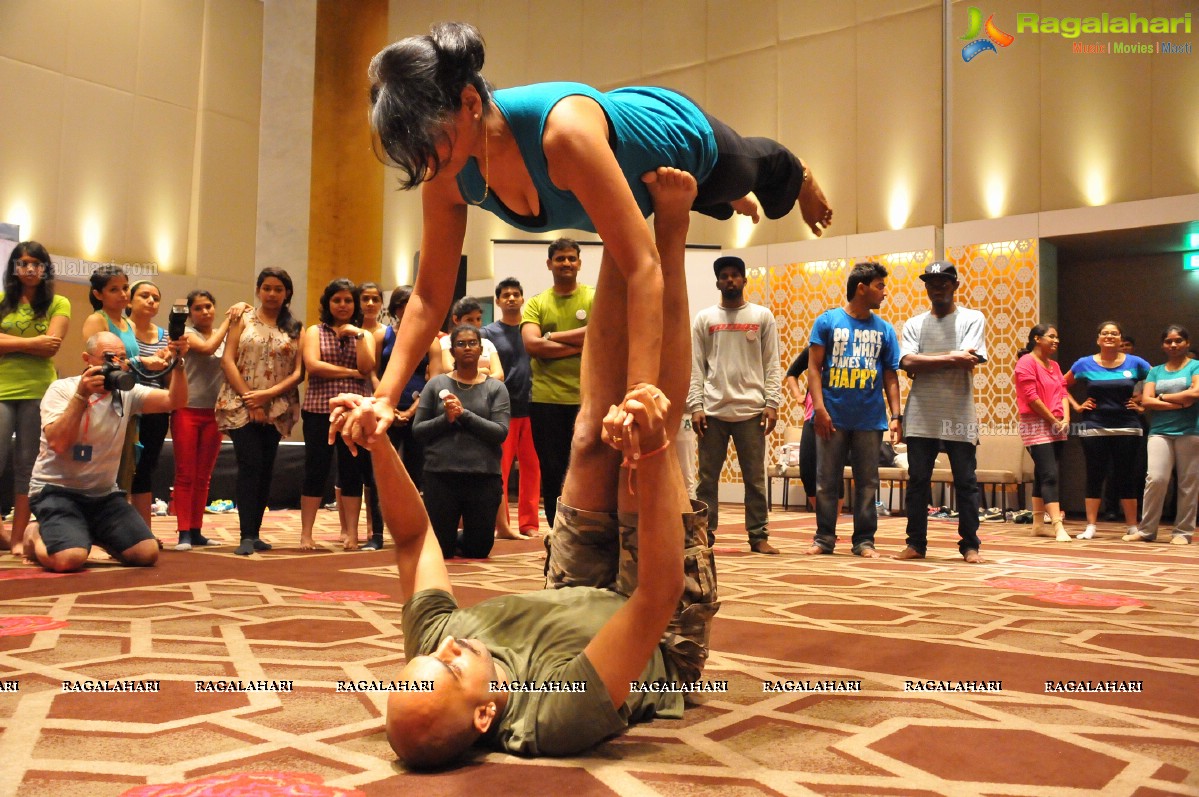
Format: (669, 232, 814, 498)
(105, 314, 140, 362)
(457, 83, 717, 233)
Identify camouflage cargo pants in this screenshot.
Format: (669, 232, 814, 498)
(545, 499, 720, 684)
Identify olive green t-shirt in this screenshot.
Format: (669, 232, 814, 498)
(520, 284, 594, 405)
(402, 587, 682, 756)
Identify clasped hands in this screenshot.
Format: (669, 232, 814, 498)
(601, 384, 670, 468)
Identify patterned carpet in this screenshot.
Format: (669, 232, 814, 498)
(1, 505, 1197, 797)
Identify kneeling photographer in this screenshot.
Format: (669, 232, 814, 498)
(24, 329, 188, 572)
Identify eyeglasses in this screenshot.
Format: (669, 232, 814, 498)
(452, 339, 481, 349)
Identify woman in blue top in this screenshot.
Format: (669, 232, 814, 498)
(341, 22, 833, 452)
(1124, 325, 1199, 545)
(80, 265, 142, 497)
(1065, 320, 1152, 539)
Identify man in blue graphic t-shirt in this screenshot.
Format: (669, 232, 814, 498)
(806, 262, 902, 557)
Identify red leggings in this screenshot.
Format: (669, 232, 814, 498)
(500, 416, 541, 532)
(171, 408, 223, 532)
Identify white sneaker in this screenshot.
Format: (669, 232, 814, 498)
(1076, 525, 1097, 540)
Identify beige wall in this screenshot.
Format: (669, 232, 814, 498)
(5, 2, 1197, 306)
(949, 0, 1199, 221)
(0, 0, 263, 307)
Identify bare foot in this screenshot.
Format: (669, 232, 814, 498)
(963, 549, 984, 564)
(856, 547, 882, 558)
(803, 544, 830, 555)
(893, 546, 925, 560)
(730, 196, 760, 223)
(300, 535, 315, 551)
(22, 522, 41, 565)
(798, 160, 833, 237)
(496, 528, 527, 540)
(89, 544, 112, 561)
(343, 536, 359, 552)
(642, 166, 698, 219)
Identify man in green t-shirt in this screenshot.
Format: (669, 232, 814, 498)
(521, 238, 594, 527)
(368, 169, 718, 767)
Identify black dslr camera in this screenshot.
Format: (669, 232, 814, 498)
(100, 353, 136, 392)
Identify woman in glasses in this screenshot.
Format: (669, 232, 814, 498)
(413, 324, 510, 559)
(1065, 321, 1151, 539)
(0, 242, 70, 556)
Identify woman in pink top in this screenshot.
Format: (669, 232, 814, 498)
(1014, 324, 1071, 541)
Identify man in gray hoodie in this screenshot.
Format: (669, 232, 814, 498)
(688, 256, 783, 554)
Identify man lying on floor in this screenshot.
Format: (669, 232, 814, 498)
(364, 168, 719, 767)
(371, 389, 716, 766)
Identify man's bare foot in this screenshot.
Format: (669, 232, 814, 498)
(893, 546, 925, 560)
(22, 523, 41, 564)
(963, 549, 984, 564)
(856, 546, 882, 558)
(730, 196, 760, 223)
(343, 536, 359, 552)
(300, 535, 315, 551)
(804, 544, 830, 555)
(798, 160, 833, 237)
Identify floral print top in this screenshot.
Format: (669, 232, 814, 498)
(215, 309, 300, 436)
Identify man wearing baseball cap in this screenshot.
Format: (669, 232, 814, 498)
(688, 255, 783, 554)
(894, 260, 988, 564)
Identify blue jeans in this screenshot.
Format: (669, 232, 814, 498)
(903, 437, 981, 555)
(813, 429, 882, 553)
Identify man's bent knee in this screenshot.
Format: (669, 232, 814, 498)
(42, 547, 89, 573)
(119, 540, 160, 567)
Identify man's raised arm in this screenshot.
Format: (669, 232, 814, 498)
(582, 389, 684, 707)
(367, 435, 452, 603)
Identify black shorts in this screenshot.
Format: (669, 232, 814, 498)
(30, 487, 154, 555)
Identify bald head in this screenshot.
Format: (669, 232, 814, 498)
(84, 331, 123, 356)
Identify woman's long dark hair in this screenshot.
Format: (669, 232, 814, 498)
(1017, 323, 1056, 358)
(368, 21, 493, 189)
(257, 267, 302, 338)
(2, 241, 56, 319)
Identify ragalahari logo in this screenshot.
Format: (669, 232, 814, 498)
(961, 7, 1015, 62)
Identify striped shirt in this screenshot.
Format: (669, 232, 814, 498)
(135, 325, 169, 389)
(900, 308, 987, 443)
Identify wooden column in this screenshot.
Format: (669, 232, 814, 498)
(306, 0, 387, 323)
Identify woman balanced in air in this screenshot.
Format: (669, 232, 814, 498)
(337, 21, 832, 452)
